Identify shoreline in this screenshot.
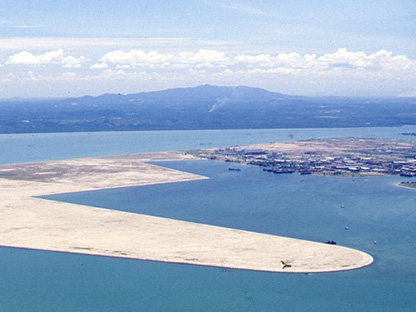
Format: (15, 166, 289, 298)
(194, 137, 416, 178)
(0, 151, 373, 273)
(397, 182, 416, 190)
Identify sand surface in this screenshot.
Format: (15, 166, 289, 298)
(0, 152, 373, 273)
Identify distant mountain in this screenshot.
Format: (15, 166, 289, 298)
(65, 85, 291, 105)
(1, 85, 416, 133)
(128, 84, 289, 101)
(59, 85, 299, 114)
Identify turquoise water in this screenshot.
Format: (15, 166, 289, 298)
(2, 127, 416, 311)
(1, 126, 415, 164)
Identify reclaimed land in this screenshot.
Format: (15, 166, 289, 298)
(194, 138, 416, 177)
(0, 151, 372, 273)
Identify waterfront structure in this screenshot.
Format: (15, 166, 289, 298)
(195, 138, 416, 177)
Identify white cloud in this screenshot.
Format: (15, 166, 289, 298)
(234, 53, 272, 66)
(1, 47, 415, 97)
(100, 48, 232, 69)
(61, 55, 87, 68)
(100, 49, 172, 67)
(7, 51, 40, 65)
(96, 48, 416, 75)
(230, 49, 416, 73)
(316, 48, 416, 71)
(90, 62, 108, 69)
(6, 49, 87, 67)
(274, 52, 316, 69)
(100, 69, 129, 80)
(181, 49, 230, 65)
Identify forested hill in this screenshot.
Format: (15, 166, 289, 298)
(1, 85, 416, 133)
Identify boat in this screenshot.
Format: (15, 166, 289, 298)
(272, 168, 294, 174)
(325, 240, 337, 245)
(228, 167, 241, 171)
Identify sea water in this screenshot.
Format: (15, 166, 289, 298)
(1, 126, 415, 164)
(1, 127, 416, 311)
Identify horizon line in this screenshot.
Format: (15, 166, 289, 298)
(1, 84, 415, 101)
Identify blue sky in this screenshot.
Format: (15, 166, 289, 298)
(0, 0, 415, 98)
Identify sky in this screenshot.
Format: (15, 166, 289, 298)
(0, 0, 415, 98)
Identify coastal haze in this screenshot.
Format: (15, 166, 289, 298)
(1, 85, 416, 133)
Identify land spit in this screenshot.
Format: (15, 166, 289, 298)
(0, 152, 373, 273)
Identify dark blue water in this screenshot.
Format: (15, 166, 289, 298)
(41, 160, 416, 311)
(2, 128, 416, 311)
